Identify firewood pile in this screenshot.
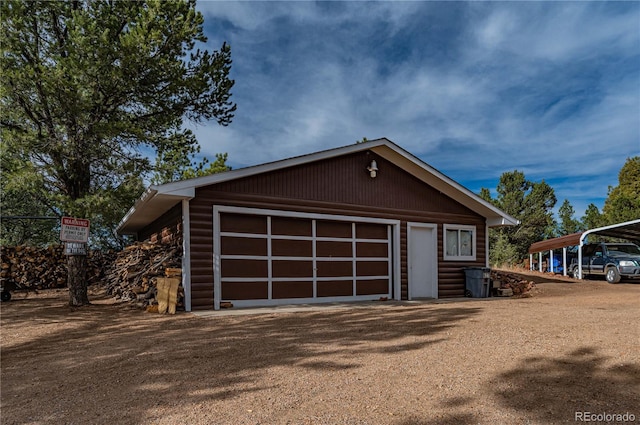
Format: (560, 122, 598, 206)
(491, 270, 536, 297)
(0, 245, 114, 290)
(103, 240, 184, 310)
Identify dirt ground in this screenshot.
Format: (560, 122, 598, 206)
(1, 271, 639, 425)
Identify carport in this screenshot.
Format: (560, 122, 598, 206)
(528, 218, 640, 278)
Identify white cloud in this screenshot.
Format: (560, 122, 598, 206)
(189, 1, 639, 216)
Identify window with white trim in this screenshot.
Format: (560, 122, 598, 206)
(443, 224, 476, 261)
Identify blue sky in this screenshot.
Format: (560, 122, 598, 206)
(190, 1, 639, 220)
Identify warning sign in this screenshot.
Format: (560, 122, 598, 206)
(65, 242, 87, 256)
(60, 217, 90, 243)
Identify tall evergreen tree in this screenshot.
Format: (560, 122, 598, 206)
(482, 170, 557, 265)
(557, 199, 582, 236)
(1, 0, 236, 306)
(602, 157, 640, 224)
(581, 203, 603, 230)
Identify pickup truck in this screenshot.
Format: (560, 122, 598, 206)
(569, 243, 640, 283)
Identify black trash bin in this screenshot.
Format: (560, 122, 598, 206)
(464, 267, 491, 298)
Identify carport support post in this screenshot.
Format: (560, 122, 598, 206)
(549, 250, 553, 273)
(538, 252, 543, 272)
(562, 247, 567, 276)
(529, 253, 533, 271)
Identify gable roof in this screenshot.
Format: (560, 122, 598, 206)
(117, 138, 518, 234)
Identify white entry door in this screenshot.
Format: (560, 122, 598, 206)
(408, 223, 438, 299)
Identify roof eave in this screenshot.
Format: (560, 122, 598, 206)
(116, 187, 194, 235)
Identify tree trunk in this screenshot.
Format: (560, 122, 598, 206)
(67, 254, 90, 306)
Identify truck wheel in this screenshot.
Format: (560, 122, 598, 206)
(571, 266, 582, 279)
(605, 267, 621, 284)
(1, 291, 11, 302)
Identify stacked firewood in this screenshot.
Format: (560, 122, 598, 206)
(491, 270, 536, 297)
(103, 240, 183, 310)
(0, 245, 114, 290)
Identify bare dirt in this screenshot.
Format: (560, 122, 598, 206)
(1, 271, 639, 425)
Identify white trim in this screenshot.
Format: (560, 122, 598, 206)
(228, 294, 387, 308)
(220, 232, 268, 239)
(443, 224, 477, 261)
(216, 205, 401, 225)
(213, 209, 221, 311)
(212, 205, 401, 309)
(267, 216, 273, 301)
(220, 275, 391, 283)
(182, 199, 192, 312)
(312, 220, 317, 298)
(407, 222, 438, 300)
(485, 223, 490, 268)
(387, 225, 393, 298)
(352, 223, 357, 297)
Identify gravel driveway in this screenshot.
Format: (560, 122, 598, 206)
(1, 271, 639, 425)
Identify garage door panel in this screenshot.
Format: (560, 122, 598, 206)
(356, 242, 388, 257)
(221, 236, 267, 256)
(317, 261, 353, 277)
(356, 261, 389, 276)
(271, 216, 312, 236)
(356, 223, 388, 239)
(317, 280, 353, 297)
(272, 281, 314, 299)
(220, 213, 267, 234)
(272, 260, 314, 278)
(221, 259, 268, 278)
(356, 279, 389, 295)
(272, 239, 312, 257)
(316, 220, 352, 238)
(222, 281, 268, 300)
(316, 240, 352, 257)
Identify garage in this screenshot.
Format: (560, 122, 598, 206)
(117, 138, 517, 311)
(214, 206, 400, 308)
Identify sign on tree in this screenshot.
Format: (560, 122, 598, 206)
(60, 217, 90, 243)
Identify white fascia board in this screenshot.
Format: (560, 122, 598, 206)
(117, 189, 194, 235)
(160, 186, 196, 198)
(116, 187, 158, 234)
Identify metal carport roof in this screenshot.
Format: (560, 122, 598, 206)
(529, 218, 640, 254)
(528, 219, 640, 278)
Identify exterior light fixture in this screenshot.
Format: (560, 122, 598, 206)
(367, 160, 378, 178)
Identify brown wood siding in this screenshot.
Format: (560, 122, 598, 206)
(189, 201, 215, 309)
(213, 151, 473, 214)
(138, 203, 182, 244)
(187, 150, 486, 309)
